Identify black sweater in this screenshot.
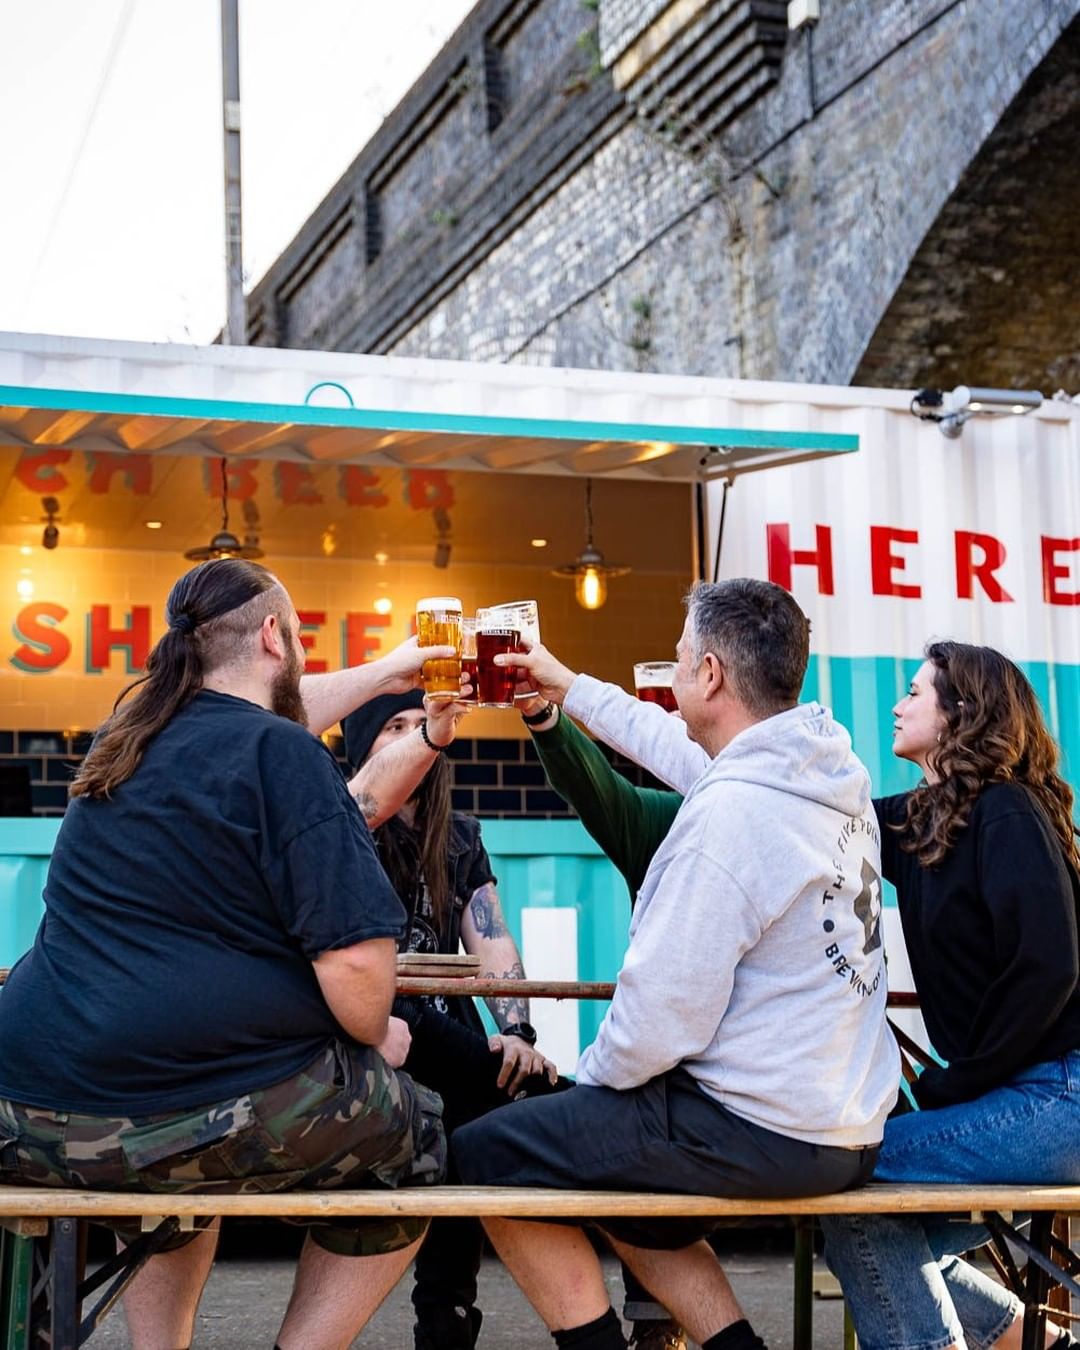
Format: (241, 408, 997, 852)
(876, 782, 1080, 1109)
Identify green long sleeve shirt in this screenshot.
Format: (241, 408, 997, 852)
(529, 709, 682, 901)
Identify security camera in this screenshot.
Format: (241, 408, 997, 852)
(910, 385, 1042, 437)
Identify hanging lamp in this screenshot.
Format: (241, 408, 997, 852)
(184, 457, 265, 561)
(552, 478, 629, 610)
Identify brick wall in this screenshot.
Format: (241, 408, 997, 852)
(0, 729, 667, 822)
(247, 0, 1080, 395)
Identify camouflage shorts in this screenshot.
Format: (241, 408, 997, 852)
(0, 1039, 445, 1257)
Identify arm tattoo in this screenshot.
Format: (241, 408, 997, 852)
(469, 883, 509, 941)
(484, 961, 529, 1028)
(353, 789, 379, 826)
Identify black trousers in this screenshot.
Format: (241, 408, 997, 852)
(402, 1003, 570, 1317)
(453, 1067, 879, 1249)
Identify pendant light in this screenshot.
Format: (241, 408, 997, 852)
(184, 457, 265, 561)
(552, 478, 629, 610)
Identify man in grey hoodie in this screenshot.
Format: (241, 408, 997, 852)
(453, 580, 899, 1350)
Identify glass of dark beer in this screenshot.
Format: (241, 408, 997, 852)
(634, 661, 678, 712)
(475, 609, 520, 708)
(486, 600, 540, 699)
(459, 618, 478, 704)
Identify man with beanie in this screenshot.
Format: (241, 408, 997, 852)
(453, 580, 899, 1350)
(344, 690, 563, 1350)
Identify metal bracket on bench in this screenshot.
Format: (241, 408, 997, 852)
(984, 1212, 1080, 1306)
(77, 1216, 183, 1344)
(140, 1212, 195, 1232)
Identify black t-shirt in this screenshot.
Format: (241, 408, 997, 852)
(876, 782, 1080, 1109)
(0, 691, 406, 1115)
(379, 813, 495, 1025)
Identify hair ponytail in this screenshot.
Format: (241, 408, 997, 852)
(71, 559, 281, 799)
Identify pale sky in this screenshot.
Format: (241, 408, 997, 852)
(0, 0, 475, 345)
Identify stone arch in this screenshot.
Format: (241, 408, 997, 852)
(853, 17, 1080, 393)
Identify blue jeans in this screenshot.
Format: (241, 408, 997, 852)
(822, 1051, 1080, 1350)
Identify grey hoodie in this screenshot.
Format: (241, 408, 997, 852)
(569, 676, 899, 1147)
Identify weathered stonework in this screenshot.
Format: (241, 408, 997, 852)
(246, 0, 1080, 394)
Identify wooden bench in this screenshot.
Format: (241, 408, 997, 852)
(1, 1182, 1078, 1350)
(0, 980, 1072, 1348)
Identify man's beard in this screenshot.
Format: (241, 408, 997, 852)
(271, 644, 307, 726)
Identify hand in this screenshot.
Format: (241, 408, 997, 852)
(377, 1016, 412, 1069)
(489, 1033, 558, 1097)
(423, 694, 472, 749)
(374, 637, 456, 694)
(494, 640, 577, 706)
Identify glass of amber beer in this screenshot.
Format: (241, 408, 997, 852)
(416, 596, 462, 700)
(460, 618, 478, 704)
(634, 662, 678, 712)
(486, 600, 540, 699)
(475, 609, 520, 708)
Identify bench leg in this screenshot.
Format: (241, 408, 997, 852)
(1019, 1213, 1052, 1350)
(792, 1218, 814, 1350)
(0, 1227, 34, 1350)
(49, 1219, 80, 1350)
(1049, 1216, 1073, 1322)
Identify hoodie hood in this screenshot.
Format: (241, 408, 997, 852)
(688, 702, 871, 820)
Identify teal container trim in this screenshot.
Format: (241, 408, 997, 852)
(0, 383, 860, 455)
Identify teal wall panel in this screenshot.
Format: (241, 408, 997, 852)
(0, 820, 60, 968)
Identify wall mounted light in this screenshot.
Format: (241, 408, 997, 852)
(184, 457, 265, 561)
(910, 385, 1043, 439)
(552, 478, 629, 611)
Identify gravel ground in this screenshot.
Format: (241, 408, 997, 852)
(87, 1231, 850, 1349)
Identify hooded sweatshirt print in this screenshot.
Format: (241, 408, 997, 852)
(572, 689, 899, 1147)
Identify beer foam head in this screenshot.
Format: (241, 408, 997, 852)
(416, 596, 462, 612)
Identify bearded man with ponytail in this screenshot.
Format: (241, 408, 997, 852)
(0, 559, 461, 1350)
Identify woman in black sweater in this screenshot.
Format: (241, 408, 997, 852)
(824, 642, 1080, 1350)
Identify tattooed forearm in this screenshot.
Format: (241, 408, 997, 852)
(469, 883, 509, 940)
(352, 789, 380, 826)
(482, 961, 529, 1027)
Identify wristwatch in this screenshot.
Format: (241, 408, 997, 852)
(499, 1021, 538, 1045)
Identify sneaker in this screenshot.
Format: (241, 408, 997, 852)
(414, 1304, 483, 1350)
(627, 1320, 687, 1350)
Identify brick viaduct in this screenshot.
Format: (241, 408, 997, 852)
(245, 0, 1080, 394)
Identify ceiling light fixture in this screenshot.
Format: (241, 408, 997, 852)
(183, 457, 265, 561)
(41, 496, 60, 550)
(531, 538, 548, 548)
(144, 520, 163, 530)
(552, 478, 629, 611)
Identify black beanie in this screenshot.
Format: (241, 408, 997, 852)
(341, 689, 425, 772)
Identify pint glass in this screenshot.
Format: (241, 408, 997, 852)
(475, 609, 520, 708)
(416, 596, 462, 700)
(460, 618, 478, 704)
(486, 600, 540, 699)
(633, 661, 678, 712)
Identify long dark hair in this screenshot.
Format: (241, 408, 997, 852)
(899, 641, 1079, 869)
(71, 559, 283, 799)
(375, 755, 453, 941)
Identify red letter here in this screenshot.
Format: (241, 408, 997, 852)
(766, 524, 834, 595)
(870, 526, 921, 598)
(955, 532, 1014, 602)
(1041, 536, 1080, 605)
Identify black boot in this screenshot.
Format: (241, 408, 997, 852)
(414, 1304, 483, 1350)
